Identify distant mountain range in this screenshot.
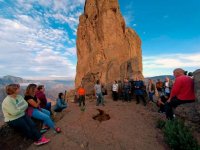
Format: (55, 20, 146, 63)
(145, 75, 174, 81)
(0, 75, 74, 99)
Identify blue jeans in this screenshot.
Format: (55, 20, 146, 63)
(96, 93, 104, 105)
(32, 108, 55, 129)
(149, 92, 155, 101)
(7, 115, 41, 141)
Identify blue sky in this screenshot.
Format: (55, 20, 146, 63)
(0, 0, 199, 80)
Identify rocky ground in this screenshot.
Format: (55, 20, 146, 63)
(28, 96, 169, 150)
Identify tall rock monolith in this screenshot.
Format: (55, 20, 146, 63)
(76, 0, 143, 94)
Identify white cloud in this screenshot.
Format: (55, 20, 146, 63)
(143, 53, 200, 77)
(0, 0, 84, 79)
(133, 24, 137, 27)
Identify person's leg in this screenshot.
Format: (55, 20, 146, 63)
(45, 102, 51, 111)
(100, 93, 104, 105)
(96, 93, 100, 106)
(149, 92, 154, 102)
(136, 95, 140, 104)
(116, 92, 118, 100)
(128, 93, 131, 102)
(24, 115, 41, 141)
(83, 96, 85, 106)
(41, 108, 50, 116)
(8, 115, 41, 141)
(32, 109, 55, 129)
(140, 95, 147, 106)
(165, 97, 182, 119)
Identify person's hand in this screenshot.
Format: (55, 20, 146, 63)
(37, 99, 41, 104)
(167, 98, 171, 103)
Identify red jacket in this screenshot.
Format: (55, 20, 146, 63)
(170, 75, 195, 101)
(35, 91, 47, 108)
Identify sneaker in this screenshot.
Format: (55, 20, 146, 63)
(42, 125, 50, 130)
(40, 129, 47, 134)
(54, 127, 61, 133)
(34, 137, 50, 146)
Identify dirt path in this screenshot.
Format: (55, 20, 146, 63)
(28, 97, 168, 150)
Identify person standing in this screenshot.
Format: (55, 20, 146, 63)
(77, 85, 86, 111)
(165, 68, 195, 120)
(163, 77, 173, 97)
(147, 79, 156, 102)
(2, 84, 50, 145)
(112, 80, 118, 101)
(133, 76, 146, 106)
(123, 78, 131, 102)
(94, 80, 105, 106)
(156, 79, 163, 96)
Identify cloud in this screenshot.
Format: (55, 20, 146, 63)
(143, 53, 200, 77)
(0, 0, 84, 79)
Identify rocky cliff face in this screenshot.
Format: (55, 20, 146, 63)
(194, 69, 200, 102)
(75, 0, 143, 94)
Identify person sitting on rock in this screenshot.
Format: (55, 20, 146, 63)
(35, 85, 52, 114)
(94, 80, 105, 106)
(2, 84, 50, 146)
(123, 78, 131, 102)
(165, 68, 196, 120)
(54, 92, 67, 112)
(133, 76, 146, 106)
(24, 84, 61, 133)
(77, 84, 86, 111)
(157, 94, 169, 113)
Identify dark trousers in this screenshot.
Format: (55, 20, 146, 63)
(112, 91, 118, 101)
(136, 95, 146, 104)
(79, 95, 85, 107)
(148, 92, 154, 101)
(165, 97, 195, 120)
(123, 91, 130, 101)
(7, 115, 41, 141)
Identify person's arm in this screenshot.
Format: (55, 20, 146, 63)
(57, 99, 67, 108)
(3, 98, 28, 116)
(169, 79, 181, 99)
(27, 99, 40, 108)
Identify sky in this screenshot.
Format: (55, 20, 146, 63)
(0, 0, 200, 80)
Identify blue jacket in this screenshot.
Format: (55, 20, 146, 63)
(54, 98, 67, 111)
(134, 80, 145, 95)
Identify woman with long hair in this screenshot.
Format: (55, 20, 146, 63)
(24, 84, 61, 133)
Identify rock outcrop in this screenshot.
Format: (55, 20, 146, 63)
(194, 69, 200, 102)
(75, 0, 143, 94)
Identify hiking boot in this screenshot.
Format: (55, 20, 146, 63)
(34, 136, 50, 146)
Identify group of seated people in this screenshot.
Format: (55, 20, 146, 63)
(1, 83, 68, 146)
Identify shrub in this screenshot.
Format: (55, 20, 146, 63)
(163, 119, 199, 150)
(156, 119, 166, 129)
